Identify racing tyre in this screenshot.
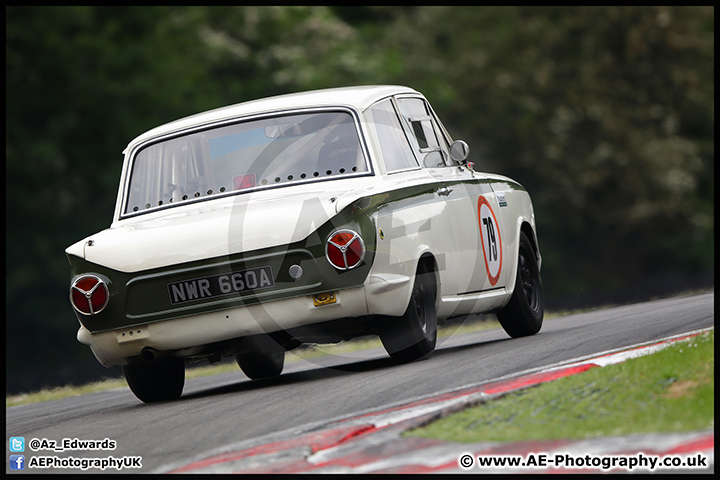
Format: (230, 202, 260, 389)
(122, 358, 185, 403)
(496, 231, 544, 337)
(236, 335, 285, 380)
(379, 264, 438, 363)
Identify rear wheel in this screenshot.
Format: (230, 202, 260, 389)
(235, 335, 285, 380)
(122, 358, 185, 403)
(379, 264, 438, 363)
(496, 231, 544, 337)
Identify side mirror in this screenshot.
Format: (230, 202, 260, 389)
(449, 140, 470, 162)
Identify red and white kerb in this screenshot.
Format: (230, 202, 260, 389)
(70, 275, 110, 315)
(325, 230, 365, 270)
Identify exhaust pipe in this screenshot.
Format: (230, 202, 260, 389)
(141, 347, 164, 363)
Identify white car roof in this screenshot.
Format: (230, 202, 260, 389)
(124, 85, 420, 153)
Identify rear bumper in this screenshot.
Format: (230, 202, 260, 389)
(79, 286, 370, 367)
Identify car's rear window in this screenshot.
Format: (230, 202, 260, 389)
(123, 110, 368, 216)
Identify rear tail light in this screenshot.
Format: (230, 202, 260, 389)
(326, 230, 365, 270)
(70, 275, 109, 315)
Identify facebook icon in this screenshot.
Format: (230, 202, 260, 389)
(9, 455, 25, 470)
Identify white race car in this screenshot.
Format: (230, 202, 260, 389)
(66, 85, 544, 402)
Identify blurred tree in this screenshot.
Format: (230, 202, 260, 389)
(194, 6, 397, 92)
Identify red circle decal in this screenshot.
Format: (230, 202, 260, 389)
(477, 196, 503, 286)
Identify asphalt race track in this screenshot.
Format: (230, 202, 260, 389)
(6, 292, 714, 474)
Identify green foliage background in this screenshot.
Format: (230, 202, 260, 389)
(5, 6, 714, 391)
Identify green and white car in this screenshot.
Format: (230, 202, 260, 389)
(66, 85, 544, 403)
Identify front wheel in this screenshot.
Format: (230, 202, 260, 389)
(122, 358, 185, 403)
(496, 231, 544, 337)
(379, 265, 438, 363)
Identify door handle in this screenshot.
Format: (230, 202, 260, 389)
(437, 186, 453, 196)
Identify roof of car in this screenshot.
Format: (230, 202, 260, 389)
(124, 85, 420, 152)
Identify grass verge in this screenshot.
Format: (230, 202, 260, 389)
(406, 330, 714, 442)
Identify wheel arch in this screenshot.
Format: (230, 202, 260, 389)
(520, 221, 541, 266)
(417, 252, 440, 308)
(504, 220, 541, 300)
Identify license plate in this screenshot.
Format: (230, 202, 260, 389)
(167, 265, 274, 305)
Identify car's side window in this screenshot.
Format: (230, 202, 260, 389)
(366, 99, 419, 172)
(396, 97, 450, 168)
